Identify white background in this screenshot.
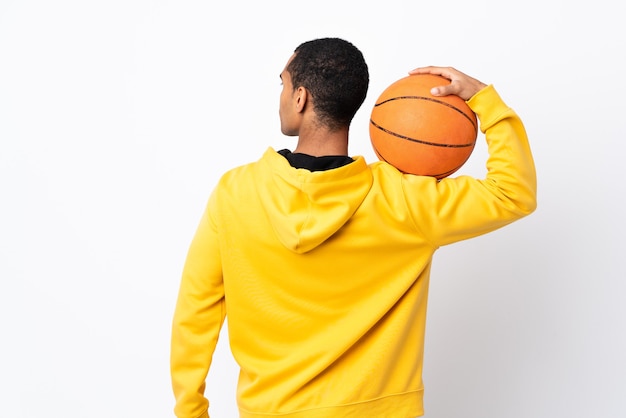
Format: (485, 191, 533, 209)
(1, 1, 625, 417)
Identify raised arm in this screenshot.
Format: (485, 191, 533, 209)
(403, 66, 537, 246)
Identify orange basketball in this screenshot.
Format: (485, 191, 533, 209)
(369, 74, 478, 179)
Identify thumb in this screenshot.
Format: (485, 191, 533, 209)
(430, 79, 465, 97)
(430, 84, 454, 97)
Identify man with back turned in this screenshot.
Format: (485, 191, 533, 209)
(170, 37, 537, 418)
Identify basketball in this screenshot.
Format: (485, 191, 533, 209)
(369, 74, 478, 179)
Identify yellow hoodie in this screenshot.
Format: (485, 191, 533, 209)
(170, 85, 537, 418)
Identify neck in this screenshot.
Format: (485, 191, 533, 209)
(293, 126, 349, 157)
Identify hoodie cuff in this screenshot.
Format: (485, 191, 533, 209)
(466, 84, 514, 134)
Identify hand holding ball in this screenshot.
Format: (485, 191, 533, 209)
(369, 74, 478, 179)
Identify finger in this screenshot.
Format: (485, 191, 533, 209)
(407, 69, 450, 97)
(408, 66, 456, 96)
(408, 66, 454, 79)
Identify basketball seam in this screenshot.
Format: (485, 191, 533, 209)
(372, 143, 468, 178)
(369, 119, 475, 148)
(374, 95, 477, 130)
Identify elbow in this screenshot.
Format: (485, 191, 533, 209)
(487, 177, 537, 219)
(527, 191, 538, 214)
(522, 174, 538, 215)
(503, 168, 538, 217)
(520, 195, 537, 217)
(511, 183, 538, 218)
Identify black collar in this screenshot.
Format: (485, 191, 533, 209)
(277, 149, 354, 172)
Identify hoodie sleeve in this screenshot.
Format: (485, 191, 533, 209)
(403, 84, 537, 247)
(171, 191, 226, 418)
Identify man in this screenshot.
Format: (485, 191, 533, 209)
(170, 37, 536, 418)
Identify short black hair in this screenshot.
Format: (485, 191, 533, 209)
(287, 38, 369, 131)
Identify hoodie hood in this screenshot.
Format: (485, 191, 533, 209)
(256, 148, 373, 254)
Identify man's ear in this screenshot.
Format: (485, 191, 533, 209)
(294, 86, 308, 113)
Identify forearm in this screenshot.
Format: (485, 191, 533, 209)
(171, 289, 224, 418)
(469, 84, 537, 216)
